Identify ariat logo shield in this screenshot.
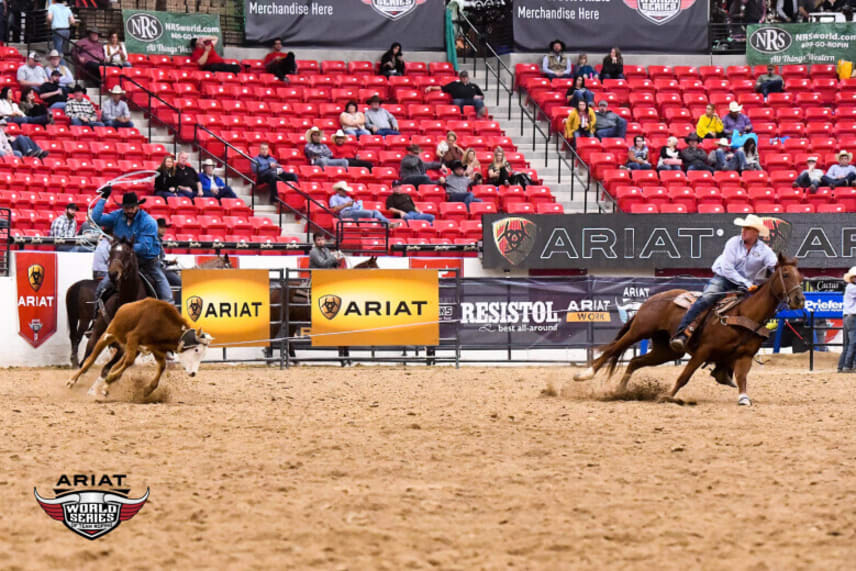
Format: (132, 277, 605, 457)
(186, 296, 203, 322)
(361, 0, 427, 20)
(28, 264, 44, 291)
(492, 217, 537, 266)
(319, 294, 342, 320)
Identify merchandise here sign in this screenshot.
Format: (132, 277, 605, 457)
(244, 0, 444, 49)
(181, 269, 270, 346)
(122, 10, 223, 56)
(746, 23, 856, 65)
(513, 0, 709, 53)
(16, 252, 58, 348)
(311, 269, 439, 346)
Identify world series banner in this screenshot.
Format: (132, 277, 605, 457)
(746, 23, 856, 65)
(513, 0, 709, 53)
(244, 0, 444, 49)
(16, 252, 58, 348)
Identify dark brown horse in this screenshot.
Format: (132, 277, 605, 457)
(574, 253, 805, 405)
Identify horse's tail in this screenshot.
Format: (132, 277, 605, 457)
(66, 282, 82, 340)
(602, 315, 636, 378)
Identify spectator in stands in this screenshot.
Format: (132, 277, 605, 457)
(729, 0, 764, 33)
(436, 130, 464, 167)
(696, 103, 724, 139)
(155, 155, 188, 199)
(263, 39, 295, 80)
(0, 86, 47, 125)
(445, 161, 483, 210)
(104, 31, 130, 68)
(50, 201, 78, 251)
(400, 144, 445, 186)
(564, 75, 594, 107)
(722, 101, 753, 139)
(175, 152, 203, 198)
(821, 150, 856, 188)
(379, 42, 405, 77)
(777, 0, 812, 22)
(681, 133, 714, 172)
(339, 100, 370, 138)
(39, 70, 67, 110)
(199, 158, 237, 201)
(658, 136, 683, 171)
(793, 156, 825, 193)
(329, 181, 396, 225)
(73, 27, 104, 85)
(563, 100, 597, 141)
(710, 138, 747, 172)
(253, 142, 298, 202)
(594, 100, 627, 139)
(755, 64, 784, 98)
(19, 87, 51, 123)
(462, 148, 483, 184)
(573, 54, 596, 79)
(304, 126, 350, 168)
(487, 147, 531, 187)
(742, 138, 761, 171)
(365, 96, 400, 136)
(309, 232, 344, 268)
(65, 85, 103, 127)
(190, 36, 241, 74)
(0, 118, 47, 158)
(47, 0, 74, 56)
(386, 181, 435, 223)
(426, 70, 486, 117)
(44, 50, 74, 93)
(330, 130, 374, 170)
(100, 85, 133, 128)
(600, 47, 624, 80)
(17, 52, 47, 88)
(626, 136, 652, 170)
(542, 40, 572, 79)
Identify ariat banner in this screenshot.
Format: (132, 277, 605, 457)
(122, 10, 223, 56)
(746, 23, 856, 65)
(16, 252, 57, 348)
(513, 0, 709, 53)
(311, 269, 439, 346)
(181, 269, 269, 347)
(244, 0, 444, 50)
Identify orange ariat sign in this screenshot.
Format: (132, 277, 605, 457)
(311, 269, 439, 346)
(181, 269, 270, 347)
(16, 252, 57, 348)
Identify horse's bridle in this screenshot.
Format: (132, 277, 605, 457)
(772, 264, 802, 307)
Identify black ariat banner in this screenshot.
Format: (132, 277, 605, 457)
(244, 0, 444, 49)
(483, 213, 856, 270)
(513, 0, 709, 53)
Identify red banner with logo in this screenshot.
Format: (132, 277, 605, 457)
(16, 252, 58, 348)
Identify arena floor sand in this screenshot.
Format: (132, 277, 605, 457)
(0, 355, 854, 570)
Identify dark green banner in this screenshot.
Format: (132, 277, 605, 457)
(746, 23, 856, 65)
(122, 10, 223, 57)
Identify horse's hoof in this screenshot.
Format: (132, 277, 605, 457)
(658, 395, 684, 405)
(66, 380, 75, 388)
(737, 394, 752, 406)
(573, 367, 595, 382)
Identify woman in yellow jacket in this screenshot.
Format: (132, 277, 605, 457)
(695, 103, 724, 139)
(564, 100, 597, 141)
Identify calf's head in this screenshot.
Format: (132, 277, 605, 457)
(176, 328, 213, 377)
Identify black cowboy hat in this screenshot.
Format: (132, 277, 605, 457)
(121, 192, 145, 207)
(366, 95, 383, 104)
(549, 39, 566, 51)
(449, 160, 464, 170)
(684, 133, 701, 143)
(156, 217, 170, 228)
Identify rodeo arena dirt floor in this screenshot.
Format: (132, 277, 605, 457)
(1, 354, 854, 570)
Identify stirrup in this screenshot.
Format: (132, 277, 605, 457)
(669, 333, 688, 352)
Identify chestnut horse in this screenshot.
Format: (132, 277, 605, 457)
(574, 253, 805, 405)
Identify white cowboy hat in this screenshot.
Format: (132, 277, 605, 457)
(332, 181, 352, 193)
(48, 49, 61, 58)
(304, 126, 322, 140)
(733, 214, 769, 238)
(108, 85, 126, 95)
(728, 101, 743, 113)
(201, 158, 216, 167)
(845, 267, 856, 282)
(838, 149, 853, 160)
(806, 156, 819, 162)
(333, 129, 347, 139)
(717, 137, 730, 146)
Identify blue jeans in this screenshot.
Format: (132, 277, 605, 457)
(343, 128, 370, 137)
(7, 115, 48, 125)
(452, 97, 485, 115)
(626, 161, 652, 170)
(795, 172, 822, 190)
(447, 192, 482, 210)
(821, 173, 856, 188)
(11, 136, 41, 157)
(95, 257, 174, 304)
(202, 185, 237, 200)
(658, 164, 683, 171)
(676, 275, 741, 334)
(104, 119, 134, 128)
(687, 163, 714, 173)
(52, 28, 70, 55)
(713, 148, 747, 171)
(49, 101, 66, 111)
(70, 118, 105, 127)
(758, 79, 784, 98)
(839, 315, 856, 370)
(401, 175, 438, 186)
(403, 210, 435, 222)
(314, 156, 349, 168)
(156, 189, 196, 200)
(375, 128, 399, 136)
(600, 72, 625, 80)
(341, 208, 390, 225)
(595, 118, 627, 140)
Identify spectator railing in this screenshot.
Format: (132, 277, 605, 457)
(118, 75, 181, 156)
(335, 219, 389, 255)
(455, 10, 515, 121)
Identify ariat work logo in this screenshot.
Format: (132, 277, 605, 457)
(361, 0, 427, 20)
(186, 295, 203, 322)
(318, 294, 342, 320)
(34, 474, 148, 540)
(623, 0, 696, 25)
(493, 217, 537, 266)
(28, 264, 44, 291)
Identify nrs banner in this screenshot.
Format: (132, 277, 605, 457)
(746, 23, 856, 65)
(122, 10, 223, 56)
(513, 0, 709, 53)
(16, 252, 58, 348)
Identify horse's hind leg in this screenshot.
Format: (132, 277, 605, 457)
(617, 335, 681, 391)
(575, 319, 655, 381)
(661, 353, 706, 402)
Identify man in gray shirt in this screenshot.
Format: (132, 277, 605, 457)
(399, 144, 445, 186)
(755, 64, 783, 98)
(364, 95, 399, 136)
(594, 100, 627, 140)
(100, 85, 133, 128)
(309, 233, 343, 268)
(17, 52, 48, 88)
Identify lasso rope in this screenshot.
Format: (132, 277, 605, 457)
(83, 170, 160, 245)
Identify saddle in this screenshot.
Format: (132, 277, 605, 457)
(673, 291, 770, 340)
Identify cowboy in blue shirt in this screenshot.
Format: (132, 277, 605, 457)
(91, 189, 174, 304)
(670, 214, 777, 353)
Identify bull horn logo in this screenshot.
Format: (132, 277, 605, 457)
(492, 217, 537, 266)
(318, 294, 342, 320)
(28, 264, 45, 291)
(34, 487, 149, 540)
(186, 296, 203, 322)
